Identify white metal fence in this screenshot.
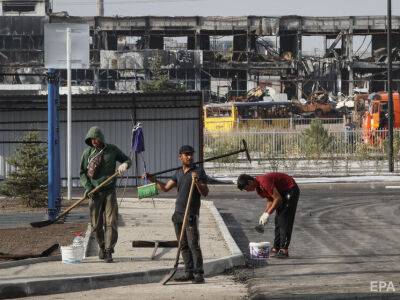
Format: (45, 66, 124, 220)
(204, 129, 400, 176)
(3, 126, 400, 180)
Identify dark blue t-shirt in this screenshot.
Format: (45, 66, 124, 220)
(171, 165, 207, 216)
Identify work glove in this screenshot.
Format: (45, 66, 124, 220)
(117, 162, 129, 175)
(259, 212, 270, 225)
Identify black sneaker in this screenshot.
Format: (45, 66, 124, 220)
(104, 250, 113, 263)
(275, 249, 289, 259)
(192, 274, 205, 284)
(174, 273, 194, 282)
(98, 248, 105, 260)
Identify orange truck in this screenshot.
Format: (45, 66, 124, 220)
(362, 92, 400, 144)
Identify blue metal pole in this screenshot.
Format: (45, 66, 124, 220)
(47, 69, 59, 221)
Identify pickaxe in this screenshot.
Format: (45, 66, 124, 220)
(151, 139, 251, 176)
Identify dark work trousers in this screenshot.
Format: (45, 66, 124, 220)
(273, 186, 300, 250)
(89, 189, 118, 252)
(173, 214, 204, 275)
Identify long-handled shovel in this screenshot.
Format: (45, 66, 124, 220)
(161, 176, 197, 285)
(30, 172, 119, 228)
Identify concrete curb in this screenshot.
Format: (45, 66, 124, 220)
(0, 256, 246, 300)
(209, 175, 400, 185)
(0, 223, 92, 270)
(203, 201, 243, 257)
(0, 200, 244, 299)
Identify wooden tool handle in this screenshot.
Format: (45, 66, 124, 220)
(174, 176, 197, 266)
(58, 171, 119, 219)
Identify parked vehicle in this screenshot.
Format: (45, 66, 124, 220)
(203, 101, 293, 132)
(362, 92, 400, 144)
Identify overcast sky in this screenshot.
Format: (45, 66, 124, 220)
(53, 0, 400, 17)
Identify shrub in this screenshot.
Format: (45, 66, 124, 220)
(300, 119, 333, 159)
(204, 135, 238, 163)
(383, 133, 400, 162)
(0, 132, 47, 207)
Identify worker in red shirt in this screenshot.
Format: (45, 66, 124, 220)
(237, 172, 300, 258)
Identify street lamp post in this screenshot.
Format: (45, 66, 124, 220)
(387, 0, 394, 172)
(66, 28, 72, 200)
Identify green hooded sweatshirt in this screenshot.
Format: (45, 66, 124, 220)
(80, 126, 131, 192)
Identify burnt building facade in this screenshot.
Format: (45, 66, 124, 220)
(1, 7, 400, 100)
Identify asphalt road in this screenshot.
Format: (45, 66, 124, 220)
(208, 182, 400, 299)
(4, 182, 400, 299)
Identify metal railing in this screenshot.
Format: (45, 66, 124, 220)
(204, 129, 400, 176)
(2, 128, 400, 180)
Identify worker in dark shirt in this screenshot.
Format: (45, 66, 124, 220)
(237, 172, 300, 258)
(145, 145, 209, 283)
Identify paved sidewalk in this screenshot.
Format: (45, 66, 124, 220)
(24, 275, 247, 300)
(0, 198, 244, 299)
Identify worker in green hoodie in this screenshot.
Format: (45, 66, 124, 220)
(80, 126, 131, 263)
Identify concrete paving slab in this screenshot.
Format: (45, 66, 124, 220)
(0, 198, 244, 299)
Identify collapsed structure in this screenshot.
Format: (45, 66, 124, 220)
(0, 0, 400, 101)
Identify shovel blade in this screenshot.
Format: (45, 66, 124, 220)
(161, 268, 177, 285)
(30, 219, 54, 228)
(40, 243, 60, 257)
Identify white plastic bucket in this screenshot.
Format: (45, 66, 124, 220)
(249, 242, 270, 260)
(61, 245, 85, 264)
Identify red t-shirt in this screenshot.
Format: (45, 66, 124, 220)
(255, 172, 297, 200)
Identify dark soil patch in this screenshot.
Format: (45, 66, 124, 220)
(0, 223, 88, 261)
(0, 197, 89, 261)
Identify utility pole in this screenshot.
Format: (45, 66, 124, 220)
(387, 0, 394, 172)
(97, 0, 104, 16)
(66, 28, 72, 200)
